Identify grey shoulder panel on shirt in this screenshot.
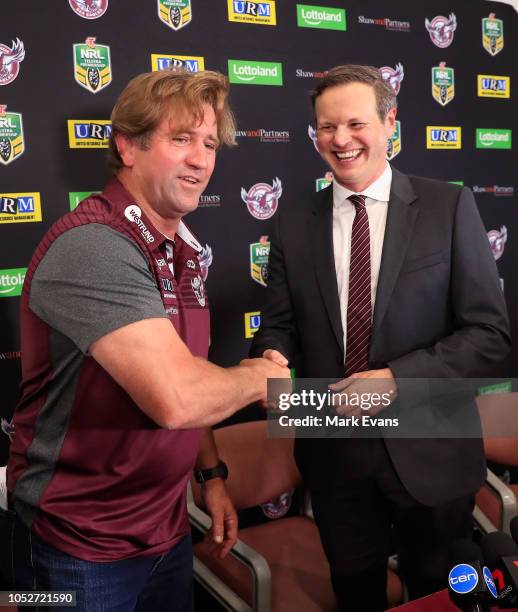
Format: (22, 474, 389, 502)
(30, 223, 168, 354)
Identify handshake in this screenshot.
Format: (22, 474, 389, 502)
(238, 349, 291, 409)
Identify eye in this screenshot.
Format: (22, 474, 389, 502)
(351, 122, 366, 129)
(317, 125, 335, 134)
(172, 135, 189, 145)
(205, 141, 217, 151)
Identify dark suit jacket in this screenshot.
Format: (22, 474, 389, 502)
(250, 167, 511, 505)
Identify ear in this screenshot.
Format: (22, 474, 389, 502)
(384, 107, 397, 138)
(114, 133, 136, 168)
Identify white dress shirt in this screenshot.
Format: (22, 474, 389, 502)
(332, 163, 392, 357)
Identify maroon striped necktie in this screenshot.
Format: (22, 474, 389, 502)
(345, 194, 371, 377)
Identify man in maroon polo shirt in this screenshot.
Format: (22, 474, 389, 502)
(4, 70, 289, 611)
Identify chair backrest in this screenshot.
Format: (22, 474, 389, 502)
(192, 420, 302, 511)
(476, 393, 518, 465)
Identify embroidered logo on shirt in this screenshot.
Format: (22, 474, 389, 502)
(191, 274, 206, 307)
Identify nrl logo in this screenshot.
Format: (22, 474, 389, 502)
(69, 0, 109, 19)
(0, 106, 25, 165)
(158, 0, 192, 31)
(0, 38, 25, 87)
(308, 125, 318, 151)
(198, 244, 213, 281)
(425, 13, 457, 48)
(1, 417, 14, 442)
(73, 37, 112, 93)
(432, 62, 455, 106)
(482, 13, 504, 56)
(386, 120, 401, 161)
(488, 226, 507, 261)
(250, 236, 270, 287)
(241, 178, 282, 220)
(191, 274, 206, 307)
(379, 63, 404, 95)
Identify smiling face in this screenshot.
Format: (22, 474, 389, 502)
(116, 103, 218, 233)
(315, 82, 396, 193)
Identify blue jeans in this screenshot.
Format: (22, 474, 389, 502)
(5, 510, 193, 612)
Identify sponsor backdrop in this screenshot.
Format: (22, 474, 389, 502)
(0, 0, 517, 465)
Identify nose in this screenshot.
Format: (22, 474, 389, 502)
(332, 125, 352, 147)
(185, 140, 208, 169)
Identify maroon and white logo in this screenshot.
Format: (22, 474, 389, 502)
(379, 63, 404, 95)
(488, 226, 507, 261)
(425, 13, 457, 48)
(69, 0, 109, 19)
(198, 245, 213, 281)
(261, 490, 294, 519)
(308, 125, 319, 151)
(241, 178, 283, 220)
(0, 38, 25, 86)
(191, 275, 206, 307)
(1, 417, 14, 442)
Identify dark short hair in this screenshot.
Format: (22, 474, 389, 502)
(108, 69, 236, 173)
(311, 64, 397, 121)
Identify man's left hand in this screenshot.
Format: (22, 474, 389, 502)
(328, 368, 397, 417)
(200, 478, 238, 559)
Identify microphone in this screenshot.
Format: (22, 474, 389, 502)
(480, 531, 518, 608)
(510, 515, 518, 547)
(447, 539, 496, 611)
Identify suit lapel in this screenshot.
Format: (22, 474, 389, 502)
(372, 168, 418, 339)
(312, 187, 344, 353)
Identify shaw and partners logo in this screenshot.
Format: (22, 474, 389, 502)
(476, 129, 511, 150)
(0, 193, 42, 224)
(0, 268, 27, 297)
(68, 120, 112, 148)
(151, 54, 204, 72)
(473, 185, 514, 197)
(358, 15, 410, 32)
(235, 128, 290, 143)
(228, 1, 276, 25)
(244, 311, 261, 338)
(295, 68, 327, 79)
(296, 5, 346, 31)
(477, 75, 510, 99)
(426, 126, 461, 149)
(0, 105, 24, 165)
(228, 59, 283, 86)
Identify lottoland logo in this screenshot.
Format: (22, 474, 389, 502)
(228, 59, 282, 86)
(0, 268, 27, 298)
(69, 191, 100, 210)
(297, 5, 346, 31)
(476, 129, 512, 149)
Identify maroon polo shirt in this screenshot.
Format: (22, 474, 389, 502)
(7, 177, 210, 561)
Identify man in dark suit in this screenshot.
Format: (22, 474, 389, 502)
(250, 65, 510, 610)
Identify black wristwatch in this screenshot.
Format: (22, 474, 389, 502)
(194, 460, 228, 484)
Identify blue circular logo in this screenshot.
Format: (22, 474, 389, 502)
(483, 566, 498, 598)
(448, 563, 479, 594)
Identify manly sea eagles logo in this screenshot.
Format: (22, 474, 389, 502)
(1, 417, 14, 442)
(425, 13, 457, 48)
(73, 37, 112, 93)
(0, 105, 25, 165)
(482, 13, 504, 56)
(241, 178, 283, 220)
(379, 63, 404, 95)
(69, 0, 109, 19)
(191, 274, 206, 307)
(432, 62, 455, 106)
(198, 244, 213, 281)
(308, 125, 318, 151)
(158, 0, 192, 31)
(261, 490, 294, 519)
(0, 38, 25, 86)
(488, 226, 507, 261)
